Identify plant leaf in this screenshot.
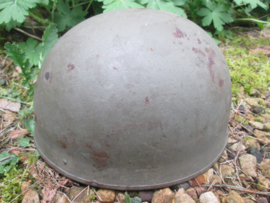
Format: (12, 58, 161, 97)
(18, 38, 42, 66)
(0, 151, 19, 174)
(0, 0, 41, 24)
(54, 0, 87, 32)
(4, 42, 27, 68)
(233, 0, 267, 9)
(18, 137, 31, 147)
(24, 119, 35, 136)
(156, 0, 187, 17)
(99, 0, 144, 12)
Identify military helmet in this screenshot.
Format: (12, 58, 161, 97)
(34, 8, 231, 190)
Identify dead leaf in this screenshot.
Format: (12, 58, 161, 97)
(2, 110, 17, 127)
(0, 98, 21, 112)
(41, 188, 57, 202)
(189, 174, 206, 187)
(10, 149, 21, 156)
(10, 129, 30, 139)
(249, 47, 270, 56)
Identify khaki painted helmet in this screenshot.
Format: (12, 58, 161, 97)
(34, 8, 231, 190)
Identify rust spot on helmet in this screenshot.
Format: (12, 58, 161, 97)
(67, 63, 75, 73)
(219, 78, 224, 88)
(91, 151, 109, 168)
(113, 67, 118, 70)
(197, 39, 202, 44)
(205, 48, 215, 81)
(45, 72, 50, 80)
(58, 139, 67, 148)
(173, 28, 187, 38)
(150, 48, 153, 51)
(145, 97, 149, 105)
(192, 47, 205, 56)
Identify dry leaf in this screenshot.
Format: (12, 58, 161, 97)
(250, 47, 270, 56)
(0, 98, 21, 112)
(41, 188, 57, 202)
(10, 129, 30, 139)
(2, 110, 17, 127)
(9, 149, 21, 156)
(189, 174, 206, 187)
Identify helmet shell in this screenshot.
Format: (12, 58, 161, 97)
(34, 8, 231, 190)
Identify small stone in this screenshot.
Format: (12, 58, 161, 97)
(256, 198, 269, 203)
(263, 123, 270, 132)
(250, 146, 263, 163)
(246, 114, 256, 121)
(226, 190, 244, 203)
(210, 175, 222, 184)
(252, 107, 265, 114)
(239, 154, 257, 177)
(257, 176, 270, 191)
(22, 190, 40, 203)
(213, 162, 219, 171)
(21, 182, 31, 195)
(230, 142, 245, 151)
(175, 188, 195, 203)
(261, 147, 269, 153)
(258, 159, 270, 177)
(203, 169, 214, 184)
(53, 193, 68, 203)
(199, 191, 219, 203)
(235, 115, 244, 122)
(67, 186, 92, 203)
(186, 188, 198, 202)
(239, 105, 245, 111)
(266, 104, 270, 109)
(117, 193, 125, 203)
(152, 188, 174, 203)
(175, 182, 190, 190)
(254, 130, 270, 145)
(249, 89, 261, 97)
(263, 152, 270, 159)
(220, 165, 235, 177)
(243, 124, 254, 132)
(245, 98, 260, 107)
(96, 189, 115, 202)
(228, 138, 237, 144)
(139, 191, 154, 202)
(249, 121, 264, 130)
(214, 190, 224, 202)
(243, 136, 260, 149)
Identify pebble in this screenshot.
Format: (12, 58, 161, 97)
(117, 193, 125, 203)
(203, 168, 214, 184)
(258, 159, 270, 177)
(226, 190, 245, 203)
(220, 165, 235, 177)
(151, 188, 174, 203)
(218, 150, 228, 162)
(257, 176, 270, 191)
(238, 105, 245, 111)
(243, 136, 260, 149)
(175, 188, 195, 203)
(252, 107, 265, 114)
(22, 190, 40, 203)
(230, 142, 245, 151)
(245, 98, 260, 107)
(175, 182, 190, 190)
(243, 124, 254, 132)
(250, 146, 263, 163)
(96, 189, 115, 202)
(254, 130, 270, 145)
(199, 191, 219, 203)
(256, 198, 269, 203)
(263, 123, 270, 132)
(67, 186, 92, 203)
(21, 182, 31, 195)
(186, 188, 198, 202)
(139, 191, 154, 202)
(53, 193, 68, 203)
(249, 121, 264, 130)
(239, 154, 257, 177)
(209, 175, 222, 184)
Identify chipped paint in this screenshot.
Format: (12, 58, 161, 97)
(145, 97, 149, 105)
(192, 47, 206, 56)
(205, 48, 216, 81)
(173, 28, 187, 38)
(67, 63, 75, 73)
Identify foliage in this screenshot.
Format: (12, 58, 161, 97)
(0, 151, 19, 174)
(125, 192, 142, 203)
(0, 166, 29, 202)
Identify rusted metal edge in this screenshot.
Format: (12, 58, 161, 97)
(34, 133, 228, 191)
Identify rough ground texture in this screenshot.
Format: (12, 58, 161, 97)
(0, 28, 270, 202)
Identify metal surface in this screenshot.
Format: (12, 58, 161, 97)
(34, 8, 232, 190)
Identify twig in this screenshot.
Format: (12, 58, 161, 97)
(0, 156, 11, 162)
(71, 186, 89, 203)
(92, 187, 102, 201)
(14, 28, 42, 41)
(57, 191, 72, 203)
(234, 137, 243, 187)
(201, 184, 270, 196)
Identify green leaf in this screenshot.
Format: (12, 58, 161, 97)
(0, 151, 19, 174)
(234, 0, 267, 9)
(4, 42, 27, 68)
(24, 119, 35, 136)
(197, 2, 234, 31)
(0, 0, 41, 24)
(100, 0, 144, 12)
(18, 137, 31, 147)
(4, 19, 21, 31)
(54, 0, 87, 32)
(18, 38, 42, 66)
(40, 24, 59, 66)
(171, 0, 186, 6)
(124, 192, 142, 203)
